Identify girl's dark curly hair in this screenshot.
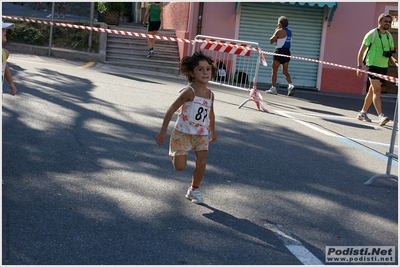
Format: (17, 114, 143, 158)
(179, 51, 218, 83)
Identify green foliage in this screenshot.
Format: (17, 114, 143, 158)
(3, 18, 100, 52)
(123, 2, 132, 16)
(96, 2, 125, 14)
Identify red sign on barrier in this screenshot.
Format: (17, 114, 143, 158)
(200, 39, 251, 57)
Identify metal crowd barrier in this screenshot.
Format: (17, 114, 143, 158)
(191, 35, 261, 91)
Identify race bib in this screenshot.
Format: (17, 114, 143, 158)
(189, 99, 210, 126)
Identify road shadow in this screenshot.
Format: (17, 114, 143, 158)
(2, 57, 398, 265)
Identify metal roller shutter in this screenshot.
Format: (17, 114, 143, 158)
(238, 2, 324, 89)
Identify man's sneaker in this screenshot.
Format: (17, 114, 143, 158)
(378, 114, 390, 126)
(147, 49, 154, 58)
(287, 84, 295, 96)
(266, 87, 277, 95)
(185, 187, 204, 204)
(357, 112, 371, 122)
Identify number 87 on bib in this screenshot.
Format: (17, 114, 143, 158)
(189, 99, 211, 126)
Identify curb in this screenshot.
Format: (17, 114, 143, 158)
(4, 42, 106, 62)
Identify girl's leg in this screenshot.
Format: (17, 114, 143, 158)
(185, 150, 208, 204)
(171, 155, 187, 172)
(191, 150, 208, 187)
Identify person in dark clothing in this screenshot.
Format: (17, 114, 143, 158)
(143, 2, 163, 58)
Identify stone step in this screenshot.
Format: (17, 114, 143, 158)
(106, 44, 179, 55)
(107, 33, 177, 41)
(107, 49, 179, 60)
(107, 38, 178, 47)
(106, 44, 179, 61)
(106, 54, 179, 65)
(106, 25, 178, 45)
(105, 23, 180, 74)
(108, 25, 177, 37)
(104, 59, 180, 75)
(105, 54, 179, 63)
(106, 49, 179, 63)
(107, 40, 178, 50)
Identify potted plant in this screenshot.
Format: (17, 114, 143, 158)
(96, 2, 125, 26)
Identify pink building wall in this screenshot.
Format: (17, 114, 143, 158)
(200, 3, 237, 39)
(162, 2, 190, 59)
(162, 2, 237, 59)
(321, 2, 395, 95)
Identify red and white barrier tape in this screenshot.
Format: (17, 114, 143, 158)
(2, 15, 195, 44)
(3, 16, 397, 84)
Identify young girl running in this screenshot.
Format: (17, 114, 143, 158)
(155, 51, 217, 204)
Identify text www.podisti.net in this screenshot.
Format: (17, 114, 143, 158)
(325, 246, 395, 263)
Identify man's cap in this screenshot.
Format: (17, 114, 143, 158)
(2, 21, 15, 29)
(378, 13, 392, 22)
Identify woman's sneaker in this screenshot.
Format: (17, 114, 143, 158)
(185, 187, 204, 204)
(357, 112, 371, 122)
(378, 114, 390, 126)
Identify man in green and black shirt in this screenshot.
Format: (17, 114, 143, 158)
(356, 13, 396, 126)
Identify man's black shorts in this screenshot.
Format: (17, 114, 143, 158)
(273, 48, 291, 64)
(148, 21, 161, 32)
(367, 66, 388, 82)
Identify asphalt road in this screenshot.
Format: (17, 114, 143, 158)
(2, 53, 398, 265)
